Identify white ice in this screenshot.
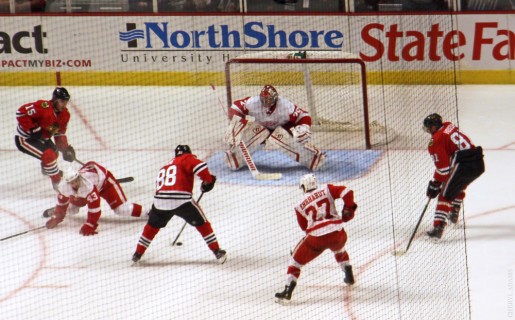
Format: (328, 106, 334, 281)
(0, 85, 513, 320)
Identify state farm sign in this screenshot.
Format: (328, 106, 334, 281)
(360, 22, 514, 62)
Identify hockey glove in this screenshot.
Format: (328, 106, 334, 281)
(426, 180, 442, 199)
(80, 222, 98, 236)
(342, 203, 357, 222)
(46, 210, 66, 229)
(201, 175, 217, 193)
(291, 124, 312, 144)
(47, 123, 60, 136)
(62, 145, 76, 162)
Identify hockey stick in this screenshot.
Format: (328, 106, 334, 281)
(116, 177, 134, 183)
(0, 225, 46, 242)
(170, 192, 204, 246)
(238, 140, 282, 180)
(393, 198, 432, 256)
(72, 159, 134, 184)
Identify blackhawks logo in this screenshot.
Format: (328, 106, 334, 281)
(41, 101, 49, 108)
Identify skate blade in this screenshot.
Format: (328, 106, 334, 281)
(275, 297, 291, 305)
(217, 255, 227, 265)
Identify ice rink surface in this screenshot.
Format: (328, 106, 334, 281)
(0, 85, 514, 320)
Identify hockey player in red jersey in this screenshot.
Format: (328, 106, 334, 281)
(275, 173, 357, 304)
(132, 145, 226, 264)
(224, 84, 325, 172)
(45, 161, 144, 236)
(423, 114, 484, 240)
(15, 87, 76, 191)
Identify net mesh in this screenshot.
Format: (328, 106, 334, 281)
(1, 12, 471, 320)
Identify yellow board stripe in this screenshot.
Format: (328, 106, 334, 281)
(1, 70, 514, 86)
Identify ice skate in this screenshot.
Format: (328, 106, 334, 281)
(427, 224, 445, 241)
(275, 280, 296, 304)
(43, 207, 55, 218)
(132, 252, 142, 265)
(344, 265, 355, 285)
(449, 205, 461, 224)
(214, 249, 227, 264)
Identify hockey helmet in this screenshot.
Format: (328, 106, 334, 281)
(63, 166, 80, 183)
(299, 173, 318, 192)
(423, 113, 443, 132)
(259, 85, 278, 110)
(52, 87, 71, 101)
(175, 145, 192, 157)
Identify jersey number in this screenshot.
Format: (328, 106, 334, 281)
(304, 198, 331, 221)
(450, 132, 471, 150)
(156, 165, 177, 189)
(26, 105, 36, 116)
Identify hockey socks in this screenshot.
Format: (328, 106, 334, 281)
(195, 222, 220, 251)
(135, 224, 160, 255)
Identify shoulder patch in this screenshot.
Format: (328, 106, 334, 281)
(41, 101, 49, 108)
(428, 139, 434, 147)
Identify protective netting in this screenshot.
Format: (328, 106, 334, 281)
(225, 50, 394, 149)
(1, 13, 470, 320)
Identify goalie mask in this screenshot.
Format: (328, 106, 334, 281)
(259, 85, 278, 111)
(175, 145, 192, 157)
(423, 113, 443, 133)
(299, 173, 318, 192)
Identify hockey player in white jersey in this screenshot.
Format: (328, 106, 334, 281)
(45, 161, 144, 236)
(275, 174, 357, 304)
(224, 84, 326, 172)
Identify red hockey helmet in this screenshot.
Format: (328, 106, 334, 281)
(259, 84, 278, 110)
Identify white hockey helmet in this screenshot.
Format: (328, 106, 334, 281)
(63, 166, 80, 183)
(299, 173, 317, 192)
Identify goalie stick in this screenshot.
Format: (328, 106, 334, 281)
(238, 140, 282, 181)
(393, 198, 432, 256)
(0, 225, 45, 242)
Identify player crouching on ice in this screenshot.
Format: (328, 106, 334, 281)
(275, 174, 357, 304)
(224, 84, 326, 172)
(45, 161, 144, 236)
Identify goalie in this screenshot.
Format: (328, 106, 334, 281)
(224, 84, 326, 172)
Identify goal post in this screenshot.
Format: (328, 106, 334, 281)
(224, 51, 374, 149)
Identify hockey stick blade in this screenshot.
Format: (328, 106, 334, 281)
(392, 250, 407, 256)
(254, 172, 283, 180)
(117, 177, 134, 183)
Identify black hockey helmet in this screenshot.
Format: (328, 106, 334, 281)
(52, 87, 71, 101)
(175, 145, 192, 157)
(423, 113, 443, 132)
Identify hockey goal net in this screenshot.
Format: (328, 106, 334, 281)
(225, 51, 392, 149)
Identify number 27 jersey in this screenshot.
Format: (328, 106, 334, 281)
(295, 184, 352, 237)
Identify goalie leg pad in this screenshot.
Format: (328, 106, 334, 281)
(269, 127, 326, 171)
(224, 115, 249, 145)
(224, 123, 269, 171)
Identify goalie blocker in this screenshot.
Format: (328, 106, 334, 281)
(224, 116, 325, 172)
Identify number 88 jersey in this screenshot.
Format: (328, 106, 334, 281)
(153, 153, 213, 210)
